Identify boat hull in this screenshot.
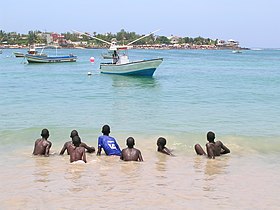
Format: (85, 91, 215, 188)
(100, 58, 163, 76)
(14, 52, 25, 57)
(25, 54, 77, 63)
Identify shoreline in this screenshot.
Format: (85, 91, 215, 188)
(0, 44, 250, 50)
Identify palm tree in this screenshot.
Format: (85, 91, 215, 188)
(27, 31, 37, 45)
(0, 30, 6, 42)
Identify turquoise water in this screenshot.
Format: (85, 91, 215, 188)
(1, 48, 280, 209)
(1, 48, 280, 151)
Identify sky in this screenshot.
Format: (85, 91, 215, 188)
(1, 0, 280, 48)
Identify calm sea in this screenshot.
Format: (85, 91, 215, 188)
(0, 48, 280, 209)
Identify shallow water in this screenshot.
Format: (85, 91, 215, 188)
(1, 48, 280, 209)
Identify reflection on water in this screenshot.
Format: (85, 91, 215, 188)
(193, 156, 229, 177)
(33, 156, 51, 184)
(155, 154, 168, 187)
(65, 165, 84, 181)
(204, 158, 229, 177)
(155, 154, 168, 172)
(65, 164, 86, 192)
(193, 156, 205, 173)
(120, 161, 142, 176)
(111, 75, 158, 88)
(192, 155, 230, 193)
(205, 157, 229, 193)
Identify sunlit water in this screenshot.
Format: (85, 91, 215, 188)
(0, 48, 280, 209)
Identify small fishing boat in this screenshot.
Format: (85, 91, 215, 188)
(99, 44, 162, 76)
(25, 45, 77, 63)
(100, 57, 163, 76)
(232, 50, 242, 54)
(14, 52, 25, 57)
(14, 45, 39, 57)
(25, 54, 77, 63)
(76, 29, 163, 76)
(101, 52, 113, 59)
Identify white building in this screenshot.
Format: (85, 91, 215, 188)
(168, 35, 180, 44)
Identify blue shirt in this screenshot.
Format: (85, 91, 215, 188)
(98, 135, 121, 156)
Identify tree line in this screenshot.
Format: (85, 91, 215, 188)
(0, 29, 218, 46)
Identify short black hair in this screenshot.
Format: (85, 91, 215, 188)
(102, 125, 110, 135)
(126, 137, 135, 148)
(157, 137, 166, 147)
(207, 131, 215, 142)
(41, 129, 49, 138)
(72, 136, 81, 147)
(70, 130, 78, 138)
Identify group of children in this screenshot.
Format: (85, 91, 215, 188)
(32, 125, 230, 163)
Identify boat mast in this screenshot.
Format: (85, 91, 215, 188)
(126, 29, 160, 46)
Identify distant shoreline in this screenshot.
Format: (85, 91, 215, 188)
(0, 45, 250, 50)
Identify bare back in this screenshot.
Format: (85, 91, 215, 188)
(33, 138, 52, 156)
(67, 145, 87, 163)
(121, 148, 143, 161)
(206, 141, 230, 158)
(158, 146, 174, 156)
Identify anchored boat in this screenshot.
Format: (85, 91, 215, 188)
(25, 54, 77, 63)
(76, 29, 163, 76)
(14, 45, 40, 57)
(100, 57, 163, 76)
(25, 46, 77, 63)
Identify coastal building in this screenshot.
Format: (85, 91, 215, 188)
(37, 32, 52, 45)
(227, 39, 239, 47)
(51, 33, 66, 45)
(168, 35, 180, 44)
(216, 39, 240, 49)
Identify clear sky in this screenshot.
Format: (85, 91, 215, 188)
(1, 0, 280, 48)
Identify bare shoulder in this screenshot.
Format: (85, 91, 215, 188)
(215, 141, 223, 146)
(44, 140, 52, 147)
(135, 148, 141, 153)
(64, 141, 71, 146)
(35, 138, 42, 143)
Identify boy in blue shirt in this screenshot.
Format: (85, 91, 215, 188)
(97, 125, 121, 156)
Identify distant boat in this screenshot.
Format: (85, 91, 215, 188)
(14, 52, 25, 57)
(25, 45, 77, 63)
(232, 50, 242, 54)
(76, 29, 163, 76)
(25, 54, 77, 63)
(101, 52, 113, 59)
(14, 45, 40, 57)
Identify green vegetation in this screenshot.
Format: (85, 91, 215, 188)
(0, 29, 217, 47)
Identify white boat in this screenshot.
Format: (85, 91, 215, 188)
(232, 50, 242, 54)
(14, 52, 25, 57)
(76, 29, 163, 76)
(14, 45, 40, 57)
(100, 57, 163, 76)
(101, 52, 113, 59)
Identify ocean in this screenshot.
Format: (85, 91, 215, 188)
(0, 48, 280, 209)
